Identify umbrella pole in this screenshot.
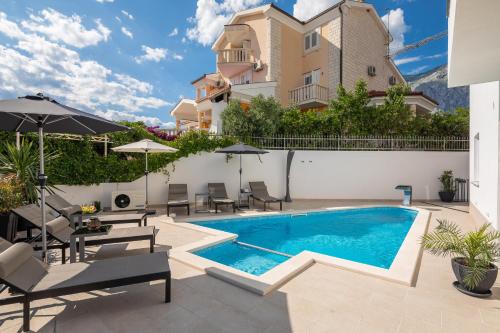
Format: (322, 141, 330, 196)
(145, 150, 149, 209)
(239, 154, 242, 208)
(38, 123, 48, 263)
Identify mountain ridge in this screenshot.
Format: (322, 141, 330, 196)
(404, 64, 469, 111)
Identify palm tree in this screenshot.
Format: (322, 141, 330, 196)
(0, 139, 59, 204)
(421, 220, 500, 290)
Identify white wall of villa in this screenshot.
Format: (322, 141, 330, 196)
(469, 82, 500, 228)
(448, 0, 500, 229)
(56, 150, 468, 208)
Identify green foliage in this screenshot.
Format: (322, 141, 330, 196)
(221, 80, 469, 137)
(221, 95, 285, 137)
(439, 170, 455, 192)
(43, 123, 237, 186)
(0, 177, 24, 214)
(421, 220, 500, 290)
(0, 140, 59, 203)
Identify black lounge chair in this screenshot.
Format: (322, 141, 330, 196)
(166, 184, 190, 216)
(208, 183, 235, 214)
(249, 182, 283, 211)
(46, 193, 150, 227)
(0, 243, 171, 332)
(12, 204, 157, 263)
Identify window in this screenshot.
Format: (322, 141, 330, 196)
(303, 69, 320, 86)
(473, 133, 480, 183)
(304, 28, 320, 52)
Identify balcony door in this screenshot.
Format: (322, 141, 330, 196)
(303, 69, 320, 99)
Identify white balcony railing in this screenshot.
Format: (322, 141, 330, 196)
(289, 84, 329, 106)
(217, 48, 253, 64)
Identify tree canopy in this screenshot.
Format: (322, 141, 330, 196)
(220, 80, 469, 137)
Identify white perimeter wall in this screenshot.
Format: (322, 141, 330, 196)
(469, 81, 500, 229)
(55, 150, 468, 209)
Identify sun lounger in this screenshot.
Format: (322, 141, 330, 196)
(249, 182, 283, 211)
(208, 183, 235, 214)
(0, 243, 171, 331)
(0, 238, 12, 253)
(46, 193, 149, 227)
(12, 205, 156, 263)
(166, 184, 190, 216)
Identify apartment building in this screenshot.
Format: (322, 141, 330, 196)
(171, 0, 437, 133)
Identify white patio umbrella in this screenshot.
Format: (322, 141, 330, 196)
(112, 139, 178, 208)
(0, 93, 128, 261)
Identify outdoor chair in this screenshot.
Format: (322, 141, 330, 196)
(0, 243, 171, 332)
(0, 237, 12, 253)
(249, 182, 283, 211)
(166, 184, 190, 216)
(12, 204, 157, 264)
(46, 193, 150, 227)
(208, 183, 235, 214)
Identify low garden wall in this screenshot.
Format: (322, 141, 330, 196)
(55, 150, 469, 208)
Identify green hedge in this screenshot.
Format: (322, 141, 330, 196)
(1, 123, 237, 186)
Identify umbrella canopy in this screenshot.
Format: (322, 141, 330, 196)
(0, 93, 128, 262)
(215, 143, 268, 155)
(215, 143, 268, 209)
(112, 139, 178, 153)
(112, 139, 178, 207)
(0, 94, 129, 134)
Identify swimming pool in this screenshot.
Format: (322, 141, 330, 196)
(193, 207, 418, 276)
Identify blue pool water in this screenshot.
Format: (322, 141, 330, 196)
(193, 207, 417, 275)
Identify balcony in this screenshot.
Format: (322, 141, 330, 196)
(289, 84, 330, 109)
(217, 48, 254, 77)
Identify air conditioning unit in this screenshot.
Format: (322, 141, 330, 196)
(368, 65, 376, 77)
(254, 59, 263, 72)
(111, 190, 146, 211)
(389, 75, 397, 85)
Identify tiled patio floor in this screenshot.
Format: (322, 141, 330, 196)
(1, 200, 499, 333)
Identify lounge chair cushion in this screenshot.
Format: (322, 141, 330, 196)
(0, 243, 47, 292)
(46, 216, 70, 235)
(59, 205, 82, 217)
(212, 198, 234, 204)
(32, 252, 168, 292)
(168, 199, 189, 205)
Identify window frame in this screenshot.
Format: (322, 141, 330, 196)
(304, 28, 320, 53)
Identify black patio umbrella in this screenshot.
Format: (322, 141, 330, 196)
(215, 143, 268, 208)
(0, 93, 128, 261)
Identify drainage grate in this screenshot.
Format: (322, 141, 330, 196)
(234, 241, 293, 258)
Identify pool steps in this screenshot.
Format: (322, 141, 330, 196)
(234, 241, 293, 258)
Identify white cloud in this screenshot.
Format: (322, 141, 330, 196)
(21, 8, 111, 48)
(0, 11, 171, 114)
(293, 0, 340, 21)
(406, 65, 429, 75)
(186, 0, 262, 46)
(394, 52, 447, 66)
(121, 26, 133, 39)
(121, 10, 134, 20)
(135, 45, 167, 63)
(381, 8, 409, 52)
(134, 45, 183, 63)
(96, 0, 114, 3)
(115, 16, 121, 23)
(96, 110, 175, 128)
(172, 53, 183, 60)
(181, 37, 187, 43)
(168, 27, 178, 37)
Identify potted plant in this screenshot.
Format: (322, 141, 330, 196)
(438, 170, 455, 202)
(421, 219, 500, 297)
(0, 176, 23, 240)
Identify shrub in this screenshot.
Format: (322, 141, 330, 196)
(0, 177, 23, 214)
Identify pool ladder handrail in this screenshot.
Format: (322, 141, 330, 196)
(234, 241, 293, 258)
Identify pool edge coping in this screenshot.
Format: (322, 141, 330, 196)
(168, 205, 431, 295)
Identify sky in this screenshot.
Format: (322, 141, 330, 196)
(0, 0, 448, 128)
